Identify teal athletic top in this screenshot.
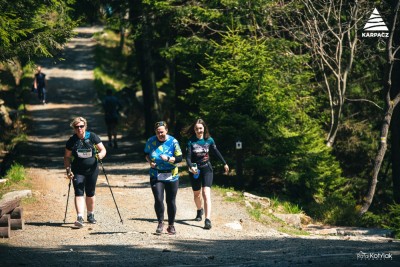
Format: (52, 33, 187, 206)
(186, 136, 226, 167)
(144, 134, 182, 182)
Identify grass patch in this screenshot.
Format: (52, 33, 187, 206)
(0, 162, 28, 198)
(5, 163, 25, 183)
(278, 226, 309, 236)
(270, 195, 304, 214)
(10, 134, 28, 146)
(214, 185, 243, 202)
(247, 205, 262, 220)
(281, 201, 303, 214)
(94, 67, 127, 93)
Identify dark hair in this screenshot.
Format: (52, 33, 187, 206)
(106, 89, 113, 96)
(182, 118, 210, 139)
(154, 121, 168, 130)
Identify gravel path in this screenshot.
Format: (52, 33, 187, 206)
(0, 27, 399, 267)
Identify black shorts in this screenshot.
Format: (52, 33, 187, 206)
(190, 162, 213, 191)
(73, 166, 99, 197)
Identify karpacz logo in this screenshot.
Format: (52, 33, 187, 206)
(362, 8, 389, 38)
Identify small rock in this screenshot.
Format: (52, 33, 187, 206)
(245, 200, 253, 208)
(273, 213, 302, 229)
(226, 192, 234, 197)
(225, 221, 243, 230)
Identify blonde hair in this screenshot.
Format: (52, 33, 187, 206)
(70, 117, 87, 129)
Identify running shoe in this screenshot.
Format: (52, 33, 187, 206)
(195, 208, 204, 221)
(87, 213, 97, 224)
(204, 218, 212, 230)
(167, 225, 176, 235)
(74, 216, 85, 228)
(156, 222, 164, 234)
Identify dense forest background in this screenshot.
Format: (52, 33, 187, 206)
(1, 0, 400, 234)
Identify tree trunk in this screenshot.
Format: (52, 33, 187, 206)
(326, 101, 342, 147)
(361, 0, 400, 214)
(392, 105, 400, 203)
(130, 1, 160, 137)
(119, 11, 125, 54)
(119, 25, 125, 54)
(360, 107, 392, 215)
(390, 0, 400, 204)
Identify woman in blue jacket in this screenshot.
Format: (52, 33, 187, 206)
(144, 121, 182, 235)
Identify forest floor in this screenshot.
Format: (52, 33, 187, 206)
(0, 27, 399, 267)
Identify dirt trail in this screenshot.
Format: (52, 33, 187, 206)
(0, 27, 399, 267)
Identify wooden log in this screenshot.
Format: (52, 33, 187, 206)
(10, 207, 24, 230)
(0, 198, 20, 217)
(0, 214, 11, 238)
(0, 190, 31, 216)
(0, 214, 10, 226)
(10, 218, 24, 230)
(10, 207, 23, 219)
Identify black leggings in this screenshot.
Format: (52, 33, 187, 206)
(73, 167, 99, 197)
(150, 179, 179, 225)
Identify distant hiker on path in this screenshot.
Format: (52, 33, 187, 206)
(144, 121, 183, 235)
(182, 118, 229, 230)
(33, 66, 47, 104)
(64, 117, 107, 228)
(103, 89, 122, 148)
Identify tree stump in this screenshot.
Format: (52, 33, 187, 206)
(10, 207, 24, 230)
(0, 214, 11, 238)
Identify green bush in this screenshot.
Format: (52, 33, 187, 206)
(383, 204, 400, 238)
(360, 211, 384, 228)
(5, 163, 26, 184)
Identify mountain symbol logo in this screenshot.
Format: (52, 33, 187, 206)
(363, 8, 389, 31)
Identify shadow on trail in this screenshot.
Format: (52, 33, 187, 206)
(1, 237, 399, 266)
(50, 45, 96, 71)
(97, 168, 148, 176)
(45, 77, 97, 104)
(97, 184, 149, 189)
(89, 231, 129, 235)
(129, 217, 157, 224)
(175, 219, 204, 229)
(25, 222, 71, 228)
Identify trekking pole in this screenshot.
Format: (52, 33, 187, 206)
(99, 159, 124, 224)
(63, 179, 72, 223)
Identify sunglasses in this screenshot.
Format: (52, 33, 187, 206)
(154, 121, 167, 129)
(74, 125, 85, 129)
